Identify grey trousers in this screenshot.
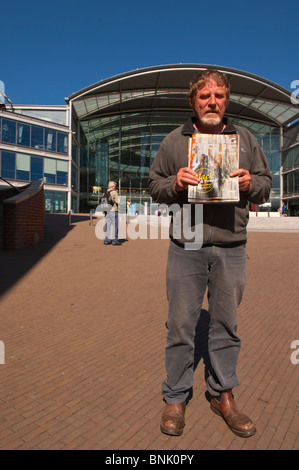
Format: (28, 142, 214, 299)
(162, 240, 247, 403)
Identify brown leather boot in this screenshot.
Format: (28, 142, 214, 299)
(210, 391, 256, 438)
(160, 402, 186, 436)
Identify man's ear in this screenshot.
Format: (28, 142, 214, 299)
(189, 97, 194, 109)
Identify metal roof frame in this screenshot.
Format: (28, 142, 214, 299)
(68, 64, 299, 128)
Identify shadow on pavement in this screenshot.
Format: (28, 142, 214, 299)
(0, 213, 89, 298)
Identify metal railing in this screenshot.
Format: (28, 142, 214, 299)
(0, 176, 22, 192)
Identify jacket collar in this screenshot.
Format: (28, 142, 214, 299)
(182, 116, 236, 135)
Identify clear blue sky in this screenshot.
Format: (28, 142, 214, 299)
(1, 0, 299, 105)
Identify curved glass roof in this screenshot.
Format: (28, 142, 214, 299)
(68, 64, 299, 127)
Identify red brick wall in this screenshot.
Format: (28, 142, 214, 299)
(3, 183, 44, 250)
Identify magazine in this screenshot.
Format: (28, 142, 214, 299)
(188, 133, 240, 203)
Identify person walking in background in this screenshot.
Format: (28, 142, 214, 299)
(104, 181, 121, 246)
(282, 202, 286, 216)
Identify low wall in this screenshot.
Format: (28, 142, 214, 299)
(249, 211, 280, 217)
(3, 180, 44, 250)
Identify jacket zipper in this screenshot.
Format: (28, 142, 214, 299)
(208, 205, 214, 244)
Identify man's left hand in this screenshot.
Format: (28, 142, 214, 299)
(230, 169, 252, 192)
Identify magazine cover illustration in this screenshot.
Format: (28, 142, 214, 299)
(188, 133, 240, 203)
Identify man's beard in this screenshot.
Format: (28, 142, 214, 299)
(201, 113, 221, 127)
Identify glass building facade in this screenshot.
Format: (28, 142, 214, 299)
(70, 64, 299, 214)
(0, 106, 79, 213)
(77, 111, 283, 212)
(230, 118, 281, 210)
(1, 65, 299, 215)
(78, 111, 194, 211)
(1, 117, 68, 153)
(282, 120, 299, 215)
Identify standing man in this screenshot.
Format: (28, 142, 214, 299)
(149, 69, 272, 438)
(104, 181, 121, 245)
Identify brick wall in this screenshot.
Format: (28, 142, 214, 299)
(3, 180, 44, 250)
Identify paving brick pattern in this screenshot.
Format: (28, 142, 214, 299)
(0, 214, 298, 450)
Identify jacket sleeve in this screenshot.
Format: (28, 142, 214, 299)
(149, 136, 187, 205)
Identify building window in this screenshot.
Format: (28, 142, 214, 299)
(44, 190, 67, 213)
(0, 118, 69, 156)
(71, 196, 77, 213)
(72, 138, 78, 163)
(17, 122, 30, 147)
(288, 173, 294, 193)
(270, 152, 280, 172)
(1, 150, 15, 179)
(44, 158, 56, 184)
(1, 118, 16, 144)
(31, 125, 44, 149)
(0, 148, 69, 187)
(283, 174, 288, 195)
(71, 164, 78, 191)
(43, 157, 68, 185)
(16, 153, 30, 181)
(45, 128, 57, 152)
(57, 132, 68, 154)
(31, 155, 43, 180)
(57, 160, 68, 185)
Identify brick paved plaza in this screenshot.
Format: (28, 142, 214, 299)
(0, 213, 298, 450)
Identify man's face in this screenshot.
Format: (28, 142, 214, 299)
(190, 80, 229, 128)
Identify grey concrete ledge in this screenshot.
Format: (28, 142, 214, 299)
(248, 215, 299, 232)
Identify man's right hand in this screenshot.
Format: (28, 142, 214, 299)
(174, 167, 199, 192)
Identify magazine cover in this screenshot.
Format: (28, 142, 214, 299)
(188, 133, 240, 203)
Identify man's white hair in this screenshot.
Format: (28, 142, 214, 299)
(108, 181, 117, 188)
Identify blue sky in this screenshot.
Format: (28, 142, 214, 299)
(1, 0, 299, 105)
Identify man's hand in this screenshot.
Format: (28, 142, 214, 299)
(174, 167, 199, 192)
(230, 169, 252, 192)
